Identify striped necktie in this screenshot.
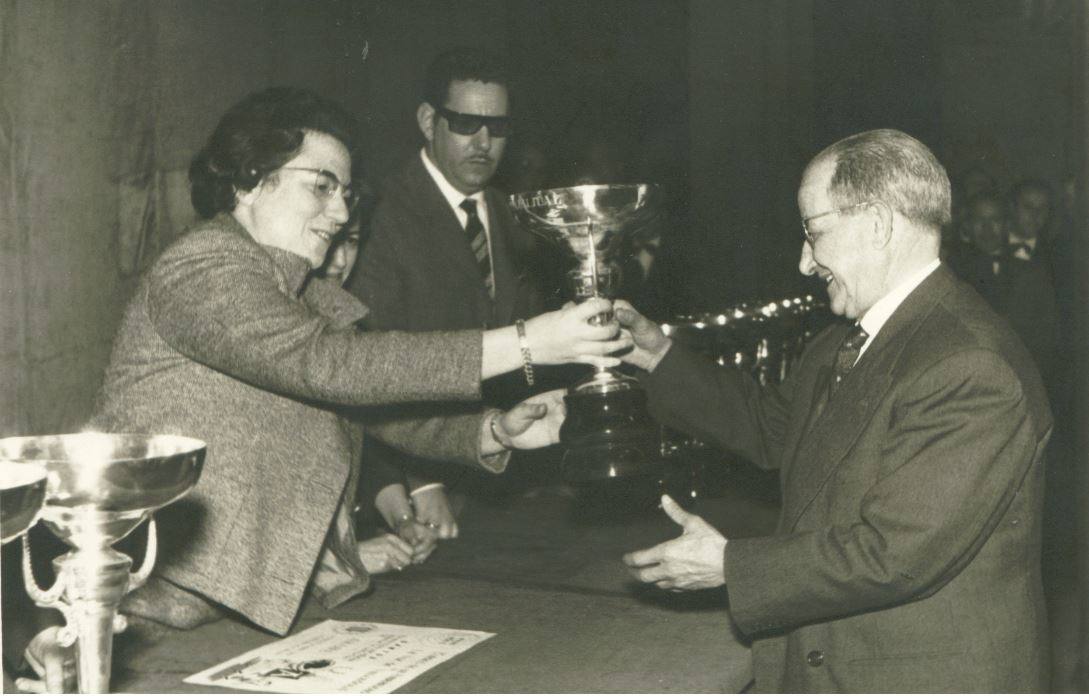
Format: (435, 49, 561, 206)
(829, 322, 869, 398)
(460, 198, 493, 296)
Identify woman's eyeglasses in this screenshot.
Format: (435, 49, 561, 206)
(431, 104, 513, 138)
(280, 167, 359, 211)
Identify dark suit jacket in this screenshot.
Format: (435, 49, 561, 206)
(955, 252, 1058, 378)
(348, 154, 546, 487)
(643, 265, 1052, 692)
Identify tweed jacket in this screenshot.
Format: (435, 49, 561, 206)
(347, 154, 545, 486)
(92, 214, 501, 635)
(643, 265, 1052, 692)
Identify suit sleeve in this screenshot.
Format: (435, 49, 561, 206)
(347, 196, 408, 329)
(147, 238, 482, 408)
(354, 404, 508, 474)
(724, 349, 1045, 634)
(641, 342, 794, 470)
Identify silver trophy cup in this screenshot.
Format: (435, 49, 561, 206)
(2, 432, 205, 694)
(510, 184, 663, 481)
(1, 462, 48, 544)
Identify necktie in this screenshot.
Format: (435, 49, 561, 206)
(829, 323, 869, 398)
(460, 198, 493, 296)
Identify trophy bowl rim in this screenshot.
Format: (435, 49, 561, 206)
(0, 461, 49, 489)
(509, 182, 660, 200)
(0, 433, 207, 513)
(0, 432, 208, 463)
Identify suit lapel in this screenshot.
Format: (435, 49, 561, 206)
(782, 266, 956, 529)
(405, 157, 494, 318)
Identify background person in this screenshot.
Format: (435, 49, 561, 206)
(348, 48, 554, 539)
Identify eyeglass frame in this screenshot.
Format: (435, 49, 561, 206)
(278, 167, 359, 212)
(431, 103, 513, 138)
(801, 200, 882, 245)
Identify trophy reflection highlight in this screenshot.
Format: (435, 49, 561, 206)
(1, 432, 205, 694)
(510, 184, 662, 481)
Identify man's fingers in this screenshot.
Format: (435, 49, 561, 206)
(660, 494, 692, 527)
(622, 544, 664, 569)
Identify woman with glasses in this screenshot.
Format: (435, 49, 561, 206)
(12, 86, 627, 685)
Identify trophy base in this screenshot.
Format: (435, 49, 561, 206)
(559, 377, 662, 482)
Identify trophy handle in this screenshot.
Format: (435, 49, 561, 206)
(129, 515, 157, 589)
(21, 534, 79, 647)
(21, 533, 65, 605)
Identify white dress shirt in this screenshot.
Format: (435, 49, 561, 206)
(420, 149, 495, 292)
(856, 258, 941, 362)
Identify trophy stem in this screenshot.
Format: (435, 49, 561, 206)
(71, 598, 122, 694)
(53, 545, 134, 694)
(587, 221, 600, 298)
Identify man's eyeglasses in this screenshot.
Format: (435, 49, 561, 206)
(432, 104, 513, 138)
(801, 200, 879, 245)
(280, 167, 359, 211)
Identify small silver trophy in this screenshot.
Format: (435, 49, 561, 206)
(510, 184, 662, 481)
(3, 432, 205, 694)
(1, 462, 48, 544)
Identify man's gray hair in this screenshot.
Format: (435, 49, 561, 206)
(817, 129, 952, 231)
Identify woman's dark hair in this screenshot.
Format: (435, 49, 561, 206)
(189, 87, 359, 219)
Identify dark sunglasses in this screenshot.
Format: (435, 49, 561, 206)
(432, 104, 513, 138)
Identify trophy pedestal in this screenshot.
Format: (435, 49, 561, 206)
(559, 373, 661, 482)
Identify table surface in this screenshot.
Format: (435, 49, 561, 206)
(109, 466, 778, 693)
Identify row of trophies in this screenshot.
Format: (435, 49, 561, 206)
(1, 184, 826, 692)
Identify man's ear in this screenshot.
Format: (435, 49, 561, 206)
(872, 201, 894, 248)
(417, 102, 436, 143)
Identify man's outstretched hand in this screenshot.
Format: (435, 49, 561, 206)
(622, 494, 727, 591)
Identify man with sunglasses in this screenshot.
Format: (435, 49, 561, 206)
(348, 48, 546, 548)
(615, 129, 1052, 692)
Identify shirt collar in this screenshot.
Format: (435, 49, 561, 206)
(420, 148, 485, 213)
(858, 258, 940, 352)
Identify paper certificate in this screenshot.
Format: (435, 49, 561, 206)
(184, 620, 495, 694)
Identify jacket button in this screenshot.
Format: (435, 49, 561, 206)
(806, 650, 824, 667)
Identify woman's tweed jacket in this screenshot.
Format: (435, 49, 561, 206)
(92, 214, 502, 634)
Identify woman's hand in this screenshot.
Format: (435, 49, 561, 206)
(489, 390, 567, 451)
(373, 484, 438, 563)
(356, 534, 414, 574)
(410, 487, 458, 540)
(523, 299, 632, 367)
(15, 626, 76, 694)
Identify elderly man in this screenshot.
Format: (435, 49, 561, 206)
(348, 48, 546, 543)
(617, 129, 1052, 692)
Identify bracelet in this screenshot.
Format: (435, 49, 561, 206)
(488, 410, 514, 450)
(515, 319, 535, 387)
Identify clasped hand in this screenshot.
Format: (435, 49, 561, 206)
(623, 495, 727, 591)
(522, 298, 632, 368)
